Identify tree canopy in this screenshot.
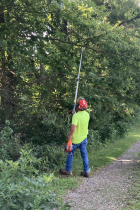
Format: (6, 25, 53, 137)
(1, 0, 140, 144)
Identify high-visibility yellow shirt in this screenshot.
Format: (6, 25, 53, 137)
(71, 111, 90, 144)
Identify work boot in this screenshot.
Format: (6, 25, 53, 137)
(60, 169, 71, 175)
(81, 171, 89, 178)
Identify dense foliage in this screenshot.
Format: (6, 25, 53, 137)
(1, 0, 140, 145)
(1, 0, 140, 208)
(0, 150, 71, 210)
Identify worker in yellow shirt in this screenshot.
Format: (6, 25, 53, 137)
(60, 98, 90, 177)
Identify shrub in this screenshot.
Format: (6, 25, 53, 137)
(0, 150, 58, 210)
(0, 148, 72, 210)
(23, 143, 66, 173)
(0, 120, 21, 161)
(88, 130, 102, 150)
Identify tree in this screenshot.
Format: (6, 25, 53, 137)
(1, 0, 140, 143)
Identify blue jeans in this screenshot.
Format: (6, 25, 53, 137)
(66, 138, 89, 172)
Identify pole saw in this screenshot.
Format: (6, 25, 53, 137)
(65, 48, 85, 153)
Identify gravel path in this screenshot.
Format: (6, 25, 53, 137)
(63, 140, 140, 210)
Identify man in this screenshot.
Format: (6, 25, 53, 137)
(60, 98, 90, 178)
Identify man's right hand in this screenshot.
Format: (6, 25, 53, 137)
(68, 134, 73, 140)
(72, 110, 76, 114)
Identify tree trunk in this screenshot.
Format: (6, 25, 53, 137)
(0, 7, 8, 109)
(1, 51, 7, 109)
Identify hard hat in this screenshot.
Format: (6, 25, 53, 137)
(77, 99, 87, 110)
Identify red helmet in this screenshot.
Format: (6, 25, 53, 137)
(78, 99, 87, 110)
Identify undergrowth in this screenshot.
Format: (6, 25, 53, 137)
(1, 121, 140, 209)
(0, 149, 72, 210)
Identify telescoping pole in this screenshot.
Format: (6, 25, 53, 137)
(65, 48, 85, 154)
(73, 48, 85, 113)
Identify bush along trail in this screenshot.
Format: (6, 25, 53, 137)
(1, 123, 140, 209)
(0, 123, 140, 210)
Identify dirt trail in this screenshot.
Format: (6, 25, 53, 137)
(63, 141, 140, 210)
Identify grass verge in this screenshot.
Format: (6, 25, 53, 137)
(121, 171, 140, 210)
(121, 154, 140, 210)
(48, 126, 140, 202)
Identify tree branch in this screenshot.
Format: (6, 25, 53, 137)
(116, 13, 140, 27)
(19, 34, 124, 55)
(50, 38, 123, 55)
